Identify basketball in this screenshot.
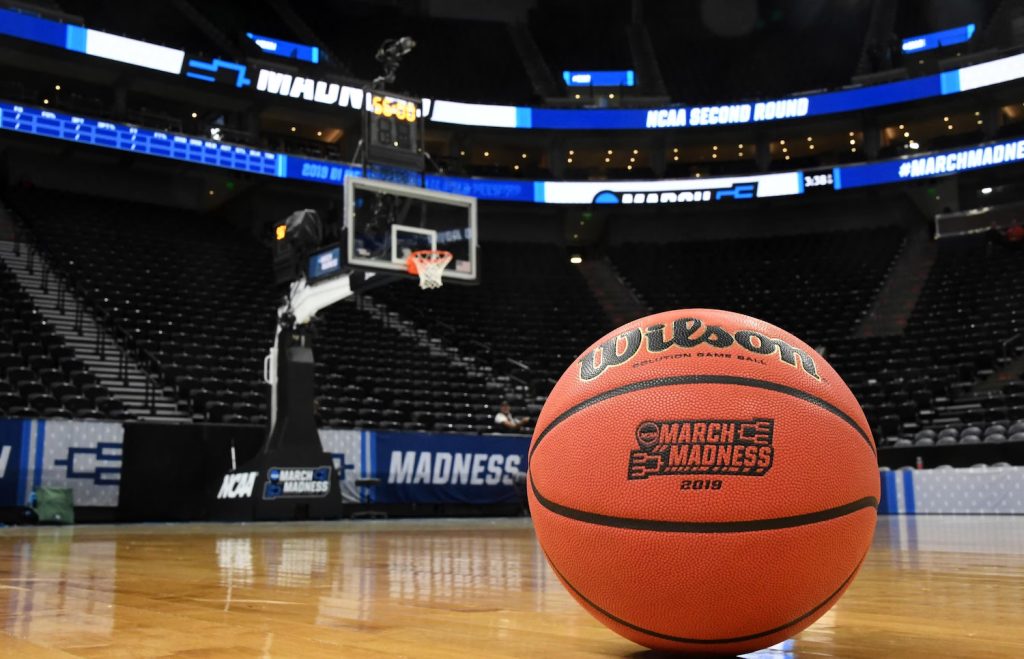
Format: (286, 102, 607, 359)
(528, 308, 879, 654)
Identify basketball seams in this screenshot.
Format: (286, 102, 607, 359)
(543, 542, 869, 646)
(529, 374, 876, 463)
(530, 474, 878, 532)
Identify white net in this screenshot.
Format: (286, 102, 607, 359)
(409, 250, 453, 289)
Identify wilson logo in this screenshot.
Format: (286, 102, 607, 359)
(628, 418, 774, 480)
(578, 316, 819, 382)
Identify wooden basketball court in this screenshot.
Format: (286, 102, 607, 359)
(1, 516, 1022, 657)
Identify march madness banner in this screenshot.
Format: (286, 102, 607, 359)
(372, 432, 529, 504)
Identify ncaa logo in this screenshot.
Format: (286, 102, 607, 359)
(217, 471, 258, 500)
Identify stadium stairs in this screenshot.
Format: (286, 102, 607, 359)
(854, 223, 935, 338)
(358, 292, 505, 379)
(576, 258, 650, 327)
(0, 241, 188, 422)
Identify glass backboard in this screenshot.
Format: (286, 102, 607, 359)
(343, 177, 478, 283)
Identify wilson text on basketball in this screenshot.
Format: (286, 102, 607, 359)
(577, 316, 820, 382)
(628, 418, 774, 480)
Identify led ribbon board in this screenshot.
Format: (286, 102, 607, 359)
(246, 32, 319, 64)
(902, 24, 976, 54)
(832, 138, 1024, 190)
(2, 8, 1024, 130)
(562, 70, 636, 87)
(3, 101, 1024, 204)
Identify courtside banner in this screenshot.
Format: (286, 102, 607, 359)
(373, 432, 528, 504)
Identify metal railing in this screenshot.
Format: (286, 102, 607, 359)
(10, 215, 161, 416)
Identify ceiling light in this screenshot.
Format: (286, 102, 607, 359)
(673, 147, 679, 153)
(484, 151, 490, 157)
(807, 136, 813, 141)
(604, 157, 610, 162)
(627, 165, 633, 170)
(849, 131, 855, 136)
(948, 124, 954, 130)
(738, 151, 744, 157)
(850, 139, 856, 145)
(782, 147, 788, 153)
(316, 130, 323, 137)
(851, 147, 857, 152)
(903, 131, 910, 137)
(899, 124, 905, 129)
(514, 164, 520, 170)
(608, 93, 615, 99)
(981, 187, 993, 194)
(607, 149, 613, 155)
(712, 145, 718, 150)
(54, 84, 61, 91)
(42, 99, 49, 104)
(632, 148, 639, 154)
(569, 149, 575, 155)
(738, 144, 743, 148)
(943, 116, 949, 122)
(574, 94, 580, 99)
(785, 155, 790, 160)
(780, 139, 786, 145)
(567, 158, 573, 163)
(673, 155, 679, 161)
(459, 150, 466, 156)
(290, 126, 296, 132)
(975, 111, 980, 116)
(629, 157, 635, 162)
(712, 153, 717, 159)
(521, 153, 527, 159)
(191, 112, 198, 118)
(809, 144, 815, 150)
(570, 256, 583, 264)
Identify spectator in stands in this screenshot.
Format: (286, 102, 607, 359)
(494, 401, 527, 432)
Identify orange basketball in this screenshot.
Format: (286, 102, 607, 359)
(528, 309, 878, 655)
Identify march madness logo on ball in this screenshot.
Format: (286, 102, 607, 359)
(628, 418, 774, 480)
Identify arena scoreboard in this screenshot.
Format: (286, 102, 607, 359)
(364, 90, 424, 170)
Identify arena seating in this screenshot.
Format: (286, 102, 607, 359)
(610, 227, 906, 348)
(828, 233, 1024, 447)
(2, 188, 585, 431)
(372, 243, 615, 401)
(610, 227, 1024, 446)
(6, 185, 1022, 447)
(0, 256, 114, 419)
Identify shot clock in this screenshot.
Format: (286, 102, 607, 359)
(364, 90, 424, 170)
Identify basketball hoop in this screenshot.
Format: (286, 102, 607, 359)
(406, 250, 453, 289)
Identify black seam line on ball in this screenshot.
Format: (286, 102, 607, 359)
(544, 548, 867, 645)
(529, 374, 875, 461)
(531, 474, 878, 533)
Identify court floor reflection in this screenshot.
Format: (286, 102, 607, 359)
(0, 515, 1022, 656)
